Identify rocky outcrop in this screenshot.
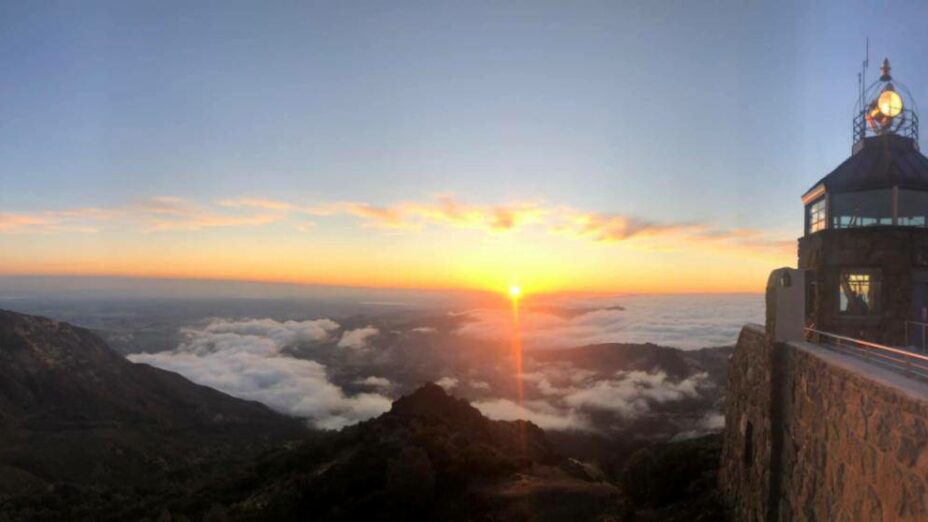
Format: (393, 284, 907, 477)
(163, 383, 618, 521)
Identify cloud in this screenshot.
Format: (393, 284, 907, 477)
(337, 326, 379, 350)
(0, 197, 287, 235)
(403, 195, 545, 232)
(700, 411, 725, 431)
(410, 326, 437, 334)
(456, 294, 763, 350)
(133, 197, 284, 231)
(218, 198, 293, 211)
(551, 212, 697, 242)
(0, 208, 112, 234)
(562, 370, 710, 419)
(1, 194, 792, 258)
(306, 202, 411, 229)
(305, 194, 545, 233)
(435, 376, 459, 390)
(356, 376, 393, 390)
(670, 411, 727, 441)
(127, 318, 390, 430)
(468, 380, 491, 390)
(472, 398, 592, 432)
(473, 365, 713, 432)
(457, 306, 629, 350)
(551, 210, 793, 255)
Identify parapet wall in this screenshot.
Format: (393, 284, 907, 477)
(721, 325, 928, 521)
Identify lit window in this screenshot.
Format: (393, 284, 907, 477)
(807, 198, 826, 233)
(839, 271, 881, 316)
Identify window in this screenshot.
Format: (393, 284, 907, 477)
(839, 270, 881, 316)
(898, 189, 928, 227)
(807, 198, 826, 233)
(831, 190, 893, 228)
(806, 275, 818, 322)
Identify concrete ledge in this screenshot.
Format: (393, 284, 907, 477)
(743, 323, 764, 335)
(788, 339, 928, 403)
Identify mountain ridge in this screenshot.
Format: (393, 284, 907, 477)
(0, 309, 306, 494)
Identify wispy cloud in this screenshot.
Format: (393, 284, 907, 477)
(0, 208, 114, 234)
(551, 209, 793, 255)
(133, 196, 284, 231)
(551, 211, 697, 242)
(403, 195, 546, 232)
(306, 202, 411, 229)
(305, 194, 545, 232)
(0, 197, 285, 234)
(218, 197, 294, 211)
(0, 193, 793, 257)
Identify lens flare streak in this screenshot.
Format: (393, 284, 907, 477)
(510, 290, 526, 449)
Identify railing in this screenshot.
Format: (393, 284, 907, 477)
(805, 327, 928, 383)
(905, 321, 928, 353)
(853, 107, 919, 145)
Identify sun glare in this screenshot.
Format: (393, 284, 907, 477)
(508, 285, 522, 300)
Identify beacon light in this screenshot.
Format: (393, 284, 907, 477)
(878, 89, 903, 118)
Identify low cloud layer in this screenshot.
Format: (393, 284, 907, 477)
(355, 376, 393, 390)
(472, 398, 593, 432)
(436, 376, 459, 390)
(338, 326, 379, 350)
(128, 318, 391, 429)
(476, 366, 714, 432)
(457, 294, 762, 350)
(561, 370, 710, 419)
(457, 307, 628, 350)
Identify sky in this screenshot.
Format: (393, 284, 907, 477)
(2, 1, 928, 294)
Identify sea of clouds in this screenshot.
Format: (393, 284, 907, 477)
(128, 318, 392, 429)
(473, 367, 714, 433)
(128, 293, 760, 432)
(458, 293, 763, 350)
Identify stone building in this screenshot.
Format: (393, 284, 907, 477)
(721, 58, 928, 522)
(799, 59, 928, 347)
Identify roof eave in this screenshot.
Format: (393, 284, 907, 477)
(802, 183, 826, 205)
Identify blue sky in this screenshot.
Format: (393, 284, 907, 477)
(1, 1, 927, 293)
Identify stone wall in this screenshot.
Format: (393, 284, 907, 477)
(798, 227, 928, 345)
(719, 324, 775, 522)
(721, 325, 928, 521)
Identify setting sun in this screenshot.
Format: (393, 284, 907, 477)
(508, 285, 522, 300)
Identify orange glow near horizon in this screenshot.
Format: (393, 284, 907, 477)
(0, 213, 793, 294)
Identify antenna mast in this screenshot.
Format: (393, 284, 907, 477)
(860, 38, 869, 111)
(856, 38, 870, 144)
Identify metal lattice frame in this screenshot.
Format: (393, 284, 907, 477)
(853, 77, 920, 146)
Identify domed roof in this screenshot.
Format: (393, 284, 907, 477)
(803, 134, 928, 199)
